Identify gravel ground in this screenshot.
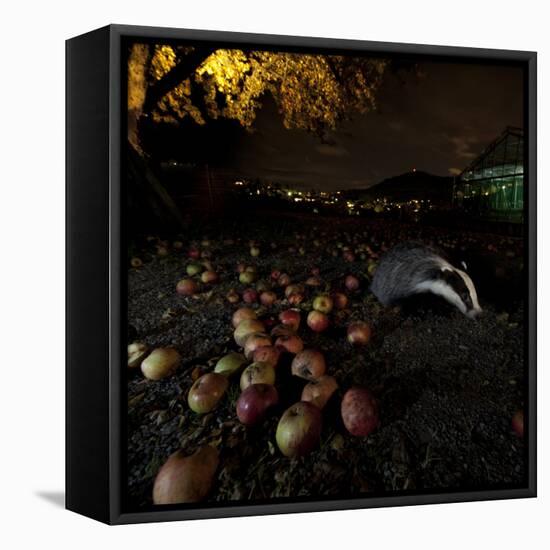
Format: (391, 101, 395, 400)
(126, 215, 526, 510)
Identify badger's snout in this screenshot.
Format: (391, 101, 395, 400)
(466, 307, 483, 319)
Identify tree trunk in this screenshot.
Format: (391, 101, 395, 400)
(127, 141, 187, 233)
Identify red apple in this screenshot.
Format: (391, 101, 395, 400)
(275, 334, 304, 354)
(243, 332, 272, 359)
(153, 446, 219, 504)
(252, 345, 281, 368)
(331, 292, 349, 310)
(291, 349, 326, 380)
(285, 284, 303, 298)
(343, 250, 355, 262)
(260, 291, 277, 306)
(347, 321, 372, 345)
(232, 307, 257, 328)
(236, 262, 246, 273)
(242, 288, 258, 304)
(301, 376, 338, 409)
(313, 294, 333, 314)
(279, 309, 301, 331)
(187, 372, 229, 413)
(341, 387, 379, 436)
(188, 248, 200, 259)
(512, 409, 524, 438)
(275, 401, 322, 457)
(307, 310, 329, 332)
(311, 267, 320, 276)
(236, 384, 279, 426)
(240, 361, 276, 390)
(345, 275, 360, 291)
(271, 269, 281, 281)
(200, 270, 218, 284)
(277, 273, 291, 287)
(271, 324, 295, 338)
(305, 276, 322, 287)
(288, 293, 304, 306)
(176, 278, 198, 296)
(234, 319, 265, 346)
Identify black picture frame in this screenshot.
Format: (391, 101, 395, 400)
(66, 24, 537, 525)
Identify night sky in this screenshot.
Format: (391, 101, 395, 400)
(230, 60, 524, 191)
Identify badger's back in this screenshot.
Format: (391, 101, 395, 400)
(370, 242, 448, 305)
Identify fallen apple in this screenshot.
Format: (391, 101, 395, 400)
(512, 409, 524, 438)
(313, 294, 333, 314)
(278, 309, 301, 331)
(252, 345, 281, 368)
(347, 321, 372, 345)
(239, 271, 257, 285)
(141, 347, 181, 380)
(130, 257, 143, 268)
(291, 349, 326, 380)
(277, 273, 291, 287)
(214, 352, 247, 377)
(240, 361, 276, 390)
(236, 384, 279, 426)
(234, 319, 265, 347)
(275, 333, 304, 354)
(188, 372, 229, 413)
(242, 288, 259, 304)
(128, 342, 149, 369)
(176, 278, 198, 296)
(301, 375, 338, 409)
(285, 284, 304, 299)
(307, 310, 329, 332)
(288, 293, 304, 306)
(153, 446, 219, 504)
(345, 275, 360, 291)
(305, 276, 322, 287)
(250, 246, 260, 257)
(243, 332, 272, 359)
(200, 270, 218, 284)
(341, 387, 379, 436)
(232, 307, 257, 328)
(275, 401, 322, 457)
(188, 248, 200, 259)
(331, 292, 349, 310)
(226, 289, 240, 304)
(270, 324, 295, 338)
(186, 263, 203, 276)
(260, 291, 277, 306)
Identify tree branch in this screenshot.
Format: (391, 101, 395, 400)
(143, 47, 216, 113)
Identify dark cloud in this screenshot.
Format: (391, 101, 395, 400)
(230, 60, 524, 191)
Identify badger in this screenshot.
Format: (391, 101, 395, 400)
(370, 242, 482, 319)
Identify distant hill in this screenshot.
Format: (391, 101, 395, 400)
(342, 171, 454, 206)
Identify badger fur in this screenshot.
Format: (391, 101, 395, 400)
(370, 242, 482, 319)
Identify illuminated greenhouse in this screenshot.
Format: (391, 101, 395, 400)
(453, 127, 524, 222)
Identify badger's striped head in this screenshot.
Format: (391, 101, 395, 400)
(415, 265, 482, 319)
